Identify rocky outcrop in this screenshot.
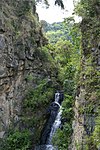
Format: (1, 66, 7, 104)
(0, 0, 49, 138)
(71, 2, 100, 150)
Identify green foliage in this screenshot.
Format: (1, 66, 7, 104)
(37, 0, 64, 9)
(22, 79, 55, 144)
(45, 22, 71, 44)
(63, 79, 75, 95)
(74, 0, 100, 18)
(16, 1, 31, 17)
(43, 18, 81, 149)
(3, 14, 81, 150)
(74, 0, 100, 147)
(23, 79, 54, 110)
(92, 110, 100, 149)
(0, 129, 32, 150)
(45, 19, 81, 85)
(77, 57, 100, 149)
(83, 109, 100, 150)
(1, 0, 84, 149)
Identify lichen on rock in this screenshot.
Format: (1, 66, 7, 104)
(0, 0, 53, 143)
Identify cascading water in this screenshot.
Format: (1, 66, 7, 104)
(35, 92, 63, 150)
(48, 108, 62, 145)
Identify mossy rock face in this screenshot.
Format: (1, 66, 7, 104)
(0, 0, 59, 148)
(71, 1, 100, 149)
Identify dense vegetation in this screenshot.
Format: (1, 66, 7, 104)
(0, 13, 81, 150)
(1, 0, 100, 150)
(42, 19, 81, 149)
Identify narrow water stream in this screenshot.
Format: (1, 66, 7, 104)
(35, 92, 63, 150)
(48, 108, 62, 145)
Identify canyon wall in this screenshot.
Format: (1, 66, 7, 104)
(0, 0, 51, 139)
(71, 1, 100, 149)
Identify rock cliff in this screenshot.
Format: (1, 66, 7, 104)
(0, 0, 55, 140)
(71, 1, 100, 149)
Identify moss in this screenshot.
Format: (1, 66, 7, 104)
(76, 35, 100, 148)
(16, 1, 31, 17)
(75, 141, 83, 150)
(0, 129, 32, 150)
(82, 110, 100, 150)
(21, 79, 55, 144)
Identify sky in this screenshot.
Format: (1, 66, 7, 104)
(36, 0, 81, 23)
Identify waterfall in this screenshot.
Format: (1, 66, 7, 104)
(48, 92, 62, 144)
(35, 92, 63, 150)
(48, 108, 62, 145)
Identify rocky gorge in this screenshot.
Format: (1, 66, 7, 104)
(0, 0, 100, 150)
(0, 0, 52, 139)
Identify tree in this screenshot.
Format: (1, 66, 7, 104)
(36, 0, 64, 9)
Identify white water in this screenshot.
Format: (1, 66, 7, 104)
(47, 92, 62, 147)
(55, 92, 60, 103)
(48, 108, 62, 144)
(35, 145, 58, 150)
(35, 92, 62, 150)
